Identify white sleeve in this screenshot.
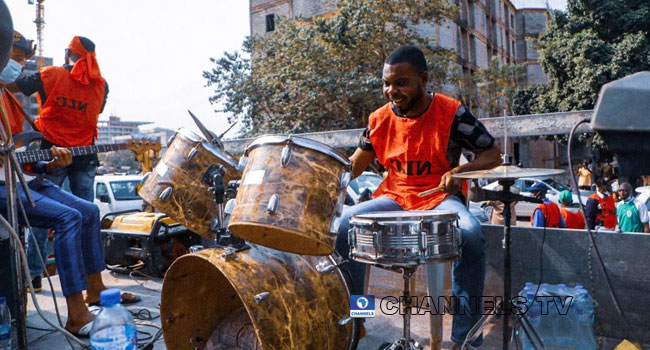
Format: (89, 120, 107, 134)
(636, 200, 649, 223)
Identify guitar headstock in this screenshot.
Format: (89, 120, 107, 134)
(126, 138, 162, 155)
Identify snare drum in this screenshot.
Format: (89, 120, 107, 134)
(139, 128, 241, 238)
(348, 210, 460, 267)
(228, 135, 352, 256)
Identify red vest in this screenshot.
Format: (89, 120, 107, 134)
(369, 94, 460, 210)
(530, 201, 562, 228)
(560, 208, 586, 229)
(35, 66, 105, 147)
(588, 193, 617, 229)
(1, 90, 24, 135)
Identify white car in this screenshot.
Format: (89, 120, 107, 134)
(94, 174, 144, 219)
(480, 178, 585, 219)
(635, 189, 650, 216)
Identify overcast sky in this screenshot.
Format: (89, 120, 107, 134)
(5, 0, 566, 139)
(6, 0, 250, 138)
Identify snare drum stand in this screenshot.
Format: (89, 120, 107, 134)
(204, 164, 247, 251)
(382, 265, 423, 350)
(462, 179, 545, 350)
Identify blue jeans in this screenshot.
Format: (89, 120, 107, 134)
(42, 165, 97, 202)
(335, 195, 486, 346)
(2, 178, 104, 296)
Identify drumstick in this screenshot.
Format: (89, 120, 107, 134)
(418, 185, 445, 197)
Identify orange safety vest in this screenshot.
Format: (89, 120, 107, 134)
(369, 93, 460, 210)
(1, 90, 24, 135)
(530, 201, 562, 228)
(588, 193, 617, 229)
(35, 66, 105, 147)
(560, 208, 586, 229)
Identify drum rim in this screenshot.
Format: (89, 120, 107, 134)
(244, 135, 351, 168)
(350, 210, 459, 221)
(177, 128, 240, 170)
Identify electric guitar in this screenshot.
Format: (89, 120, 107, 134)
(11, 131, 161, 172)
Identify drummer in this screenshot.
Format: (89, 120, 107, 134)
(336, 45, 501, 349)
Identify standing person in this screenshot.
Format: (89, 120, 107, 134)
(529, 182, 566, 228)
(558, 190, 585, 229)
(615, 182, 649, 233)
(585, 179, 617, 230)
(577, 161, 592, 191)
(335, 46, 502, 349)
(0, 31, 138, 336)
(9, 36, 108, 202)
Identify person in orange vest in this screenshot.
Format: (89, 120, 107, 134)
(529, 182, 566, 228)
(336, 45, 502, 348)
(8, 36, 108, 203)
(585, 179, 617, 230)
(558, 190, 585, 229)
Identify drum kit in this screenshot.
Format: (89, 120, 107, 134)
(139, 112, 564, 350)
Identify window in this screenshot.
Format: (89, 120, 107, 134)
(110, 180, 141, 201)
(266, 14, 275, 32)
(510, 14, 514, 28)
(96, 182, 108, 199)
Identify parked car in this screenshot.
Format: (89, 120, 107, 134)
(479, 177, 586, 219)
(94, 174, 144, 219)
(344, 171, 489, 223)
(635, 188, 650, 217)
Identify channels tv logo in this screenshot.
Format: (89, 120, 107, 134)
(350, 295, 375, 318)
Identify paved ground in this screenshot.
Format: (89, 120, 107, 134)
(25, 269, 627, 350)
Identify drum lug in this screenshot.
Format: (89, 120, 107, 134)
(187, 147, 199, 161)
(340, 171, 352, 189)
(338, 317, 352, 326)
(315, 260, 336, 274)
(372, 231, 382, 251)
(221, 247, 238, 261)
(253, 291, 271, 304)
(166, 133, 176, 147)
(159, 187, 173, 201)
(267, 194, 280, 214)
(141, 172, 151, 184)
(281, 144, 292, 168)
(419, 230, 428, 251)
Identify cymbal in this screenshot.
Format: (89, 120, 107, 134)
(451, 164, 565, 180)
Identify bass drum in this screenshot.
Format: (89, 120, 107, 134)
(161, 245, 360, 350)
(139, 128, 240, 238)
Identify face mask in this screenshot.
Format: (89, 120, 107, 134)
(0, 59, 22, 84)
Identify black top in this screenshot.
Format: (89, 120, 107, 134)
(359, 98, 495, 168)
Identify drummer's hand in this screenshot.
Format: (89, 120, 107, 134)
(45, 146, 72, 173)
(438, 169, 462, 195)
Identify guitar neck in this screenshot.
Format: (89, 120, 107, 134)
(16, 143, 129, 164)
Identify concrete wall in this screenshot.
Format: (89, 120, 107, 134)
(483, 225, 650, 343)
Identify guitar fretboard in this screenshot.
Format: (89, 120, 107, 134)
(16, 143, 128, 164)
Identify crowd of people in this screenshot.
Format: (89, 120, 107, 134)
(0, 30, 138, 337)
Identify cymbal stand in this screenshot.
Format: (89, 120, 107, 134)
(461, 179, 544, 350)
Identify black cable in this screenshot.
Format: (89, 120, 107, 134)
(567, 118, 640, 345)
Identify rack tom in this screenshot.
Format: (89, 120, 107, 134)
(139, 128, 240, 238)
(228, 135, 352, 255)
(348, 210, 460, 267)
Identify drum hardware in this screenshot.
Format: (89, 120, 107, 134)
(267, 194, 280, 214)
(253, 291, 271, 304)
(378, 266, 422, 350)
(187, 147, 199, 161)
(281, 142, 292, 167)
(454, 157, 562, 350)
(159, 186, 173, 200)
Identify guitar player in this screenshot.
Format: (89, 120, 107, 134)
(0, 31, 139, 337)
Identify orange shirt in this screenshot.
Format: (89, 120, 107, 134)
(369, 94, 460, 210)
(530, 201, 562, 228)
(588, 193, 617, 229)
(1, 90, 24, 135)
(560, 208, 586, 229)
(35, 66, 105, 147)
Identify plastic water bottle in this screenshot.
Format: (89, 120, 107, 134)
(90, 289, 137, 350)
(571, 286, 597, 350)
(0, 297, 11, 350)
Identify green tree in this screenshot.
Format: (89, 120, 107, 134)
(473, 56, 526, 118)
(204, 0, 455, 136)
(515, 0, 650, 114)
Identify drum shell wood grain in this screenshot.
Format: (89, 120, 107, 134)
(160, 246, 353, 350)
(228, 144, 349, 255)
(139, 132, 240, 238)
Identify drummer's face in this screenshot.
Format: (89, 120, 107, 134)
(382, 62, 427, 117)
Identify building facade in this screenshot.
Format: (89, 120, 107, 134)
(249, 0, 548, 85)
(97, 116, 152, 144)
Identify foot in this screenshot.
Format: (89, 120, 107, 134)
(65, 311, 94, 335)
(26, 275, 42, 293)
(453, 343, 479, 350)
